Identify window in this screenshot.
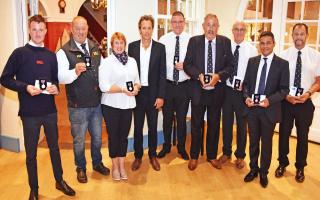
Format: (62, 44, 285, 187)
(156, 0, 197, 39)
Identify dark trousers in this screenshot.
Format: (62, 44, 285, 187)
(21, 113, 63, 190)
(278, 99, 315, 169)
(102, 105, 132, 158)
(247, 108, 275, 175)
(190, 86, 224, 160)
(162, 80, 189, 152)
(222, 86, 247, 158)
(134, 86, 159, 158)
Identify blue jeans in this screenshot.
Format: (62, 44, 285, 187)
(68, 105, 103, 169)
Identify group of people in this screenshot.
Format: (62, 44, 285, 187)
(1, 10, 320, 199)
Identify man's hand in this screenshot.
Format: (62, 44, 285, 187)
(199, 73, 205, 87)
(286, 95, 299, 104)
(175, 62, 184, 70)
(296, 92, 310, 104)
(75, 63, 87, 76)
(207, 73, 220, 88)
(259, 98, 270, 108)
(46, 85, 59, 95)
(245, 97, 254, 107)
(154, 98, 164, 109)
(27, 85, 42, 96)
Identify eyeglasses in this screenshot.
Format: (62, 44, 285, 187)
(233, 28, 246, 32)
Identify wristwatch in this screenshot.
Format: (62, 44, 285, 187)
(306, 91, 312, 97)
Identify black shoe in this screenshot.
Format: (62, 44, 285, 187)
(275, 165, 286, 178)
(178, 150, 190, 160)
(76, 167, 88, 183)
(295, 168, 305, 183)
(55, 180, 76, 196)
(260, 173, 268, 188)
(93, 163, 110, 176)
(244, 170, 259, 182)
(29, 189, 38, 200)
(157, 148, 171, 158)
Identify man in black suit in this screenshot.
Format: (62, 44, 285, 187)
(128, 15, 166, 171)
(242, 31, 289, 188)
(184, 14, 233, 171)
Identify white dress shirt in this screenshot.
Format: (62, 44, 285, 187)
(99, 54, 140, 109)
(139, 40, 152, 86)
(279, 46, 320, 91)
(254, 53, 274, 93)
(57, 39, 91, 84)
(159, 31, 190, 82)
(203, 37, 217, 90)
(29, 40, 44, 47)
(227, 40, 258, 87)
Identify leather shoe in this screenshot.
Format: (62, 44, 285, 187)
(178, 150, 190, 160)
(295, 168, 305, 183)
(207, 159, 222, 169)
(260, 173, 268, 188)
(131, 158, 142, 171)
(275, 165, 286, 178)
(93, 163, 110, 176)
(56, 180, 76, 196)
(157, 148, 170, 158)
(188, 159, 198, 171)
(76, 167, 87, 183)
(149, 157, 160, 171)
(235, 158, 245, 169)
(29, 189, 38, 200)
(218, 154, 231, 164)
(244, 170, 258, 182)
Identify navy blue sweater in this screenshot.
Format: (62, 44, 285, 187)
(0, 44, 58, 117)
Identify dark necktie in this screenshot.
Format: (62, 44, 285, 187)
(173, 36, 179, 82)
(230, 45, 240, 83)
(80, 43, 90, 56)
(207, 40, 213, 73)
(258, 57, 268, 94)
(294, 51, 302, 88)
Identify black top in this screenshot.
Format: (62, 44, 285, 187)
(0, 43, 58, 117)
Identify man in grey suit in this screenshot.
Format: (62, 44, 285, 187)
(242, 31, 289, 188)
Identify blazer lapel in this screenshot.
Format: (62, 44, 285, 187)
(264, 55, 277, 94)
(200, 35, 205, 73)
(148, 40, 156, 72)
(134, 40, 141, 75)
(252, 56, 261, 94)
(215, 36, 223, 72)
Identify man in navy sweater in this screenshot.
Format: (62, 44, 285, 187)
(0, 15, 75, 200)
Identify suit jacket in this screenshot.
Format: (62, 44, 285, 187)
(128, 40, 166, 102)
(183, 34, 233, 105)
(242, 54, 289, 124)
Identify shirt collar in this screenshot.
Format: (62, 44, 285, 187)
(261, 52, 274, 61)
(28, 40, 44, 47)
(205, 37, 216, 44)
(140, 40, 153, 50)
(74, 38, 88, 50)
(294, 45, 307, 54)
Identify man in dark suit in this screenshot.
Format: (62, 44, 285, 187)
(184, 14, 233, 171)
(128, 15, 166, 171)
(242, 31, 289, 188)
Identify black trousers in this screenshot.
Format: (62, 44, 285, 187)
(278, 99, 315, 169)
(162, 80, 189, 152)
(190, 85, 224, 160)
(102, 105, 132, 158)
(222, 86, 247, 159)
(247, 107, 275, 175)
(134, 86, 159, 159)
(21, 113, 63, 190)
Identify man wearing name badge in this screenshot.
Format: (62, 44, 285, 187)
(242, 31, 289, 188)
(128, 15, 166, 171)
(57, 16, 110, 183)
(157, 11, 190, 160)
(0, 15, 75, 200)
(275, 23, 320, 183)
(184, 14, 233, 171)
(219, 21, 258, 169)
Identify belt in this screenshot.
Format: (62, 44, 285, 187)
(166, 79, 188, 85)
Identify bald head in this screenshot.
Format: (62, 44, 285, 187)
(232, 21, 246, 44)
(71, 16, 89, 44)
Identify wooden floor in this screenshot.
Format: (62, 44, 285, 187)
(1, 134, 320, 200)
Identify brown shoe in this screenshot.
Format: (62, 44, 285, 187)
(235, 158, 245, 169)
(188, 159, 198, 171)
(218, 154, 231, 164)
(131, 159, 142, 171)
(149, 157, 160, 171)
(207, 159, 222, 169)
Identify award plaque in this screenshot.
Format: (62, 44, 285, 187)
(233, 78, 241, 90)
(204, 74, 212, 84)
(253, 94, 260, 105)
(39, 79, 47, 90)
(126, 81, 134, 92)
(84, 55, 91, 68)
(289, 86, 304, 96)
(173, 55, 179, 65)
(296, 87, 304, 96)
